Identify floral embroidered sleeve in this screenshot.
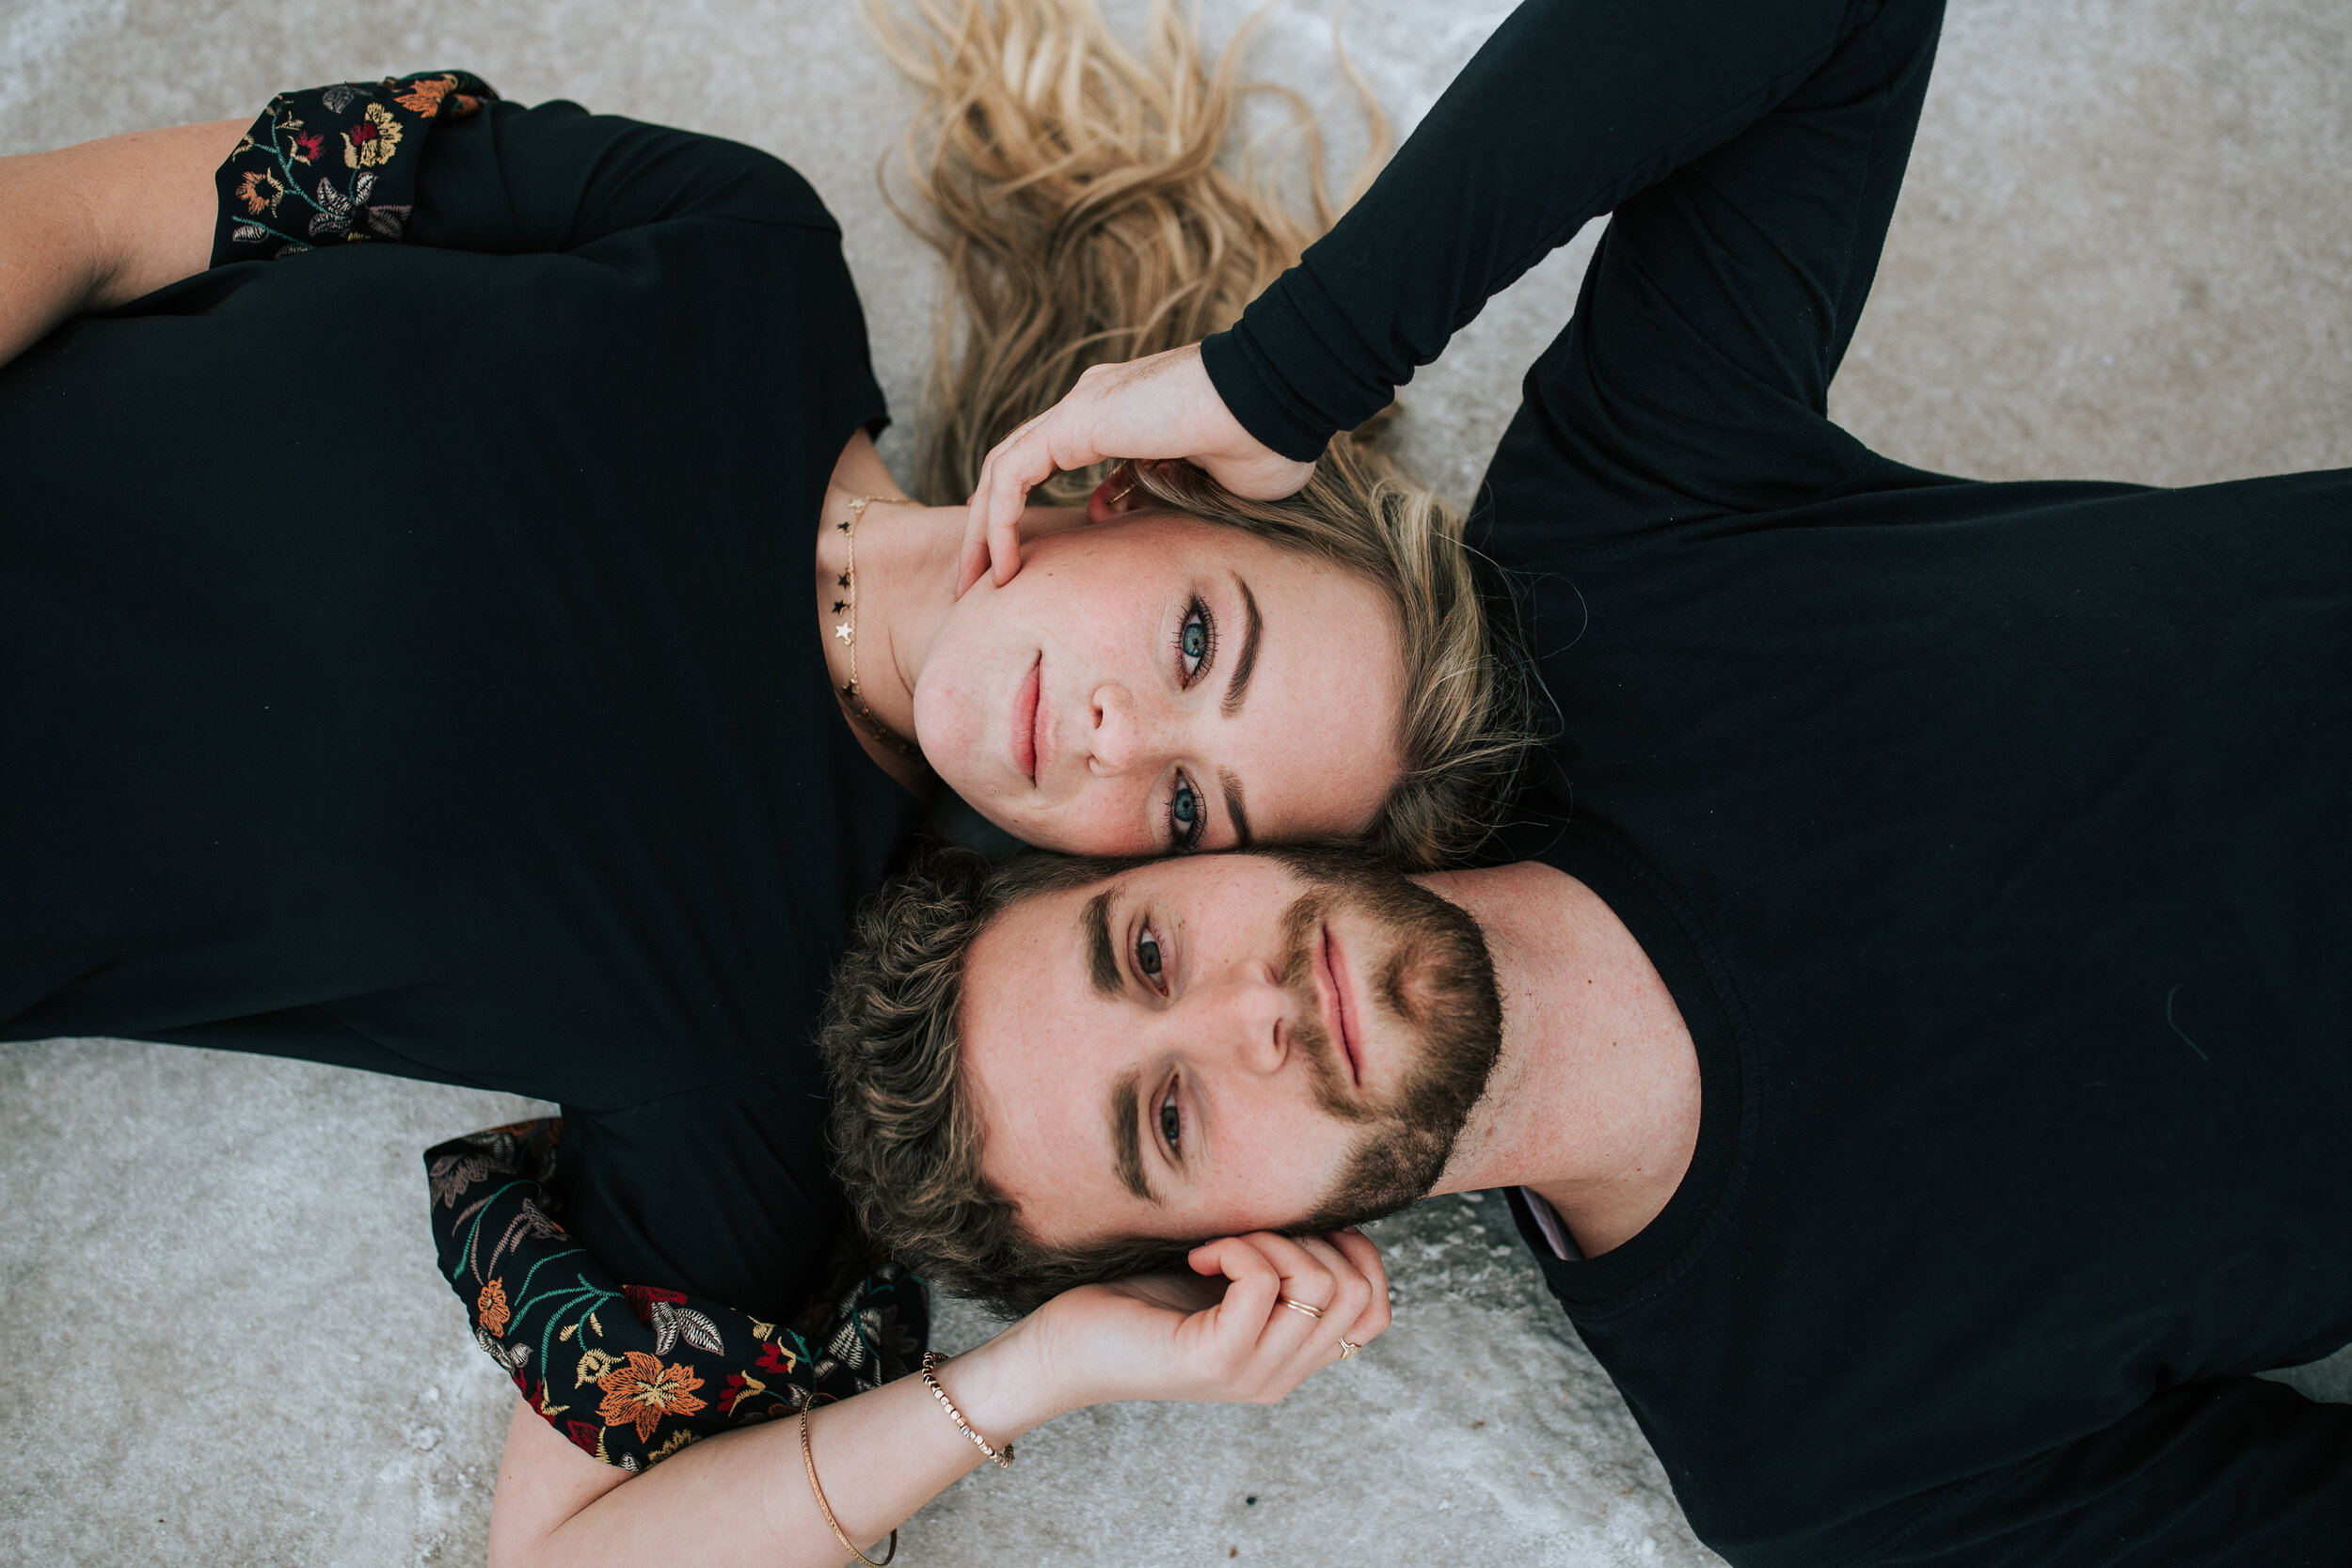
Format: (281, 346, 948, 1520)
(212, 71, 498, 264)
(426, 1120, 929, 1472)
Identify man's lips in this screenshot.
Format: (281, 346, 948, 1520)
(1318, 925, 1362, 1087)
(1012, 655, 1041, 784)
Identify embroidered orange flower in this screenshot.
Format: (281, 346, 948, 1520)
(234, 169, 284, 215)
(477, 1277, 512, 1337)
(342, 103, 404, 169)
(393, 74, 457, 116)
(596, 1352, 707, 1442)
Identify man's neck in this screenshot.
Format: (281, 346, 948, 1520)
(1415, 861, 1703, 1259)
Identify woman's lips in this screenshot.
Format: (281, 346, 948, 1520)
(1319, 926, 1362, 1087)
(1012, 655, 1041, 784)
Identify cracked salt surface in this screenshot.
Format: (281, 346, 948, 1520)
(914, 1191, 1721, 1567)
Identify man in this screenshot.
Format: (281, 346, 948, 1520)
(900, 0, 2352, 1553)
(820, 833, 2351, 1567)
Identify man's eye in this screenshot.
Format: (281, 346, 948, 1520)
(1159, 1084, 1182, 1151)
(1176, 598, 1214, 686)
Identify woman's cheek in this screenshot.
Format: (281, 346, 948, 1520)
(911, 672, 986, 795)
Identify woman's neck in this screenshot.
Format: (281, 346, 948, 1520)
(814, 431, 1095, 781)
(814, 482, 961, 753)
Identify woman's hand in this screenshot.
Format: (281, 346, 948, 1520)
(958, 342, 1316, 595)
(1016, 1228, 1392, 1415)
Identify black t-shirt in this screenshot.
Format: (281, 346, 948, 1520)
(1, 92, 924, 1320)
(1203, 1, 2352, 1561)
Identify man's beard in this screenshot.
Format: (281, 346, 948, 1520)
(1263, 847, 1503, 1234)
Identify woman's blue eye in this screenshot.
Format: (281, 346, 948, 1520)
(1177, 599, 1213, 684)
(1159, 1087, 1181, 1150)
(1168, 773, 1205, 850)
(1137, 932, 1162, 976)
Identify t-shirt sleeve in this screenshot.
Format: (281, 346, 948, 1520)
(1867, 1379, 2352, 1567)
(1202, 0, 1947, 539)
(211, 71, 838, 267)
(426, 1118, 929, 1472)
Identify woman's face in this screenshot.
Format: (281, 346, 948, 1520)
(913, 514, 1406, 855)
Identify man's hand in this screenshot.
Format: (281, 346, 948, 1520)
(959, 342, 1316, 595)
(1017, 1228, 1392, 1416)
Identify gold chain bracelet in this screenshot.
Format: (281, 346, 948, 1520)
(919, 1351, 1014, 1469)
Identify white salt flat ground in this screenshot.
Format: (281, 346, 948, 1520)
(3, 0, 2347, 1562)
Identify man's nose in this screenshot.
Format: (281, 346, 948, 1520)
(1184, 963, 1293, 1076)
(1087, 683, 1182, 777)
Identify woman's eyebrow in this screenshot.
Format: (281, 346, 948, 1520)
(1221, 575, 1262, 718)
(1219, 768, 1252, 847)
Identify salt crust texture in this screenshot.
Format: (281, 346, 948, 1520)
(3, 0, 2346, 1562)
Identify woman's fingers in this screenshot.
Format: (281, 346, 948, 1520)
(963, 410, 1096, 593)
(955, 499, 994, 598)
(960, 415, 1047, 595)
(1324, 1227, 1393, 1355)
(1186, 1234, 1283, 1338)
(961, 341, 1312, 596)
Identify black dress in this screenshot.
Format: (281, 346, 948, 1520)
(2, 75, 930, 1460)
(1200, 1, 2351, 1564)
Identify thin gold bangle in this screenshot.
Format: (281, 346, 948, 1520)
(799, 1405, 898, 1567)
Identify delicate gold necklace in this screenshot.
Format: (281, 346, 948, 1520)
(832, 494, 922, 759)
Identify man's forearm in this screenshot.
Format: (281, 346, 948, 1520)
(0, 119, 245, 368)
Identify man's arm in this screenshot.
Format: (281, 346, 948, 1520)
(962, 0, 1932, 574)
(0, 119, 243, 368)
(1858, 1378, 2352, 1568)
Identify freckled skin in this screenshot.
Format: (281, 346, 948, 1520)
(913, 516, 1406, 854)
(961, 854, 1493, 1249)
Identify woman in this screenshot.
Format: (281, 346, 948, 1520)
(0, 2, 1527, 1562)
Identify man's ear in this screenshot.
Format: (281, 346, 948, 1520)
(1088, 462, 1147, 522)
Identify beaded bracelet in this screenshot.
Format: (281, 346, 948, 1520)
(919, 1351, 1015, 1469)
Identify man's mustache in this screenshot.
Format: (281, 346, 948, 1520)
(1275, 890, 1376, 1124)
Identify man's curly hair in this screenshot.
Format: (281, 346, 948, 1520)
(820, 846, 1212, 1317)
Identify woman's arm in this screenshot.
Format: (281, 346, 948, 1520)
(488, 1231, 1391, 1568)
(0, 119, 243, 367)
(430, 1123, 1391, 1565)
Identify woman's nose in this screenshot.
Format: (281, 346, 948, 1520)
(1086, 683, 1179, 776)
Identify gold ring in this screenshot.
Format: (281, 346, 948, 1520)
(1337, 1338, 1360, 1359)
(1277, 1295, 1326, 1322)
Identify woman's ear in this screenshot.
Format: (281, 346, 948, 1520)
(1088, 462, 1146, 522)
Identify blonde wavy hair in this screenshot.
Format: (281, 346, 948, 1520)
(870, 0, 1535, 865)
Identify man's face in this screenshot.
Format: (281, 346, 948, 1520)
(960, 850, 1502, 1251)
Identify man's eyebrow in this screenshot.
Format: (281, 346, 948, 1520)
(1221, 575, 1262, 719)
(1085, 888, 1120, 999)
(1219, 768, 1252, 848)
(1109, 1068, 1157, 1203)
